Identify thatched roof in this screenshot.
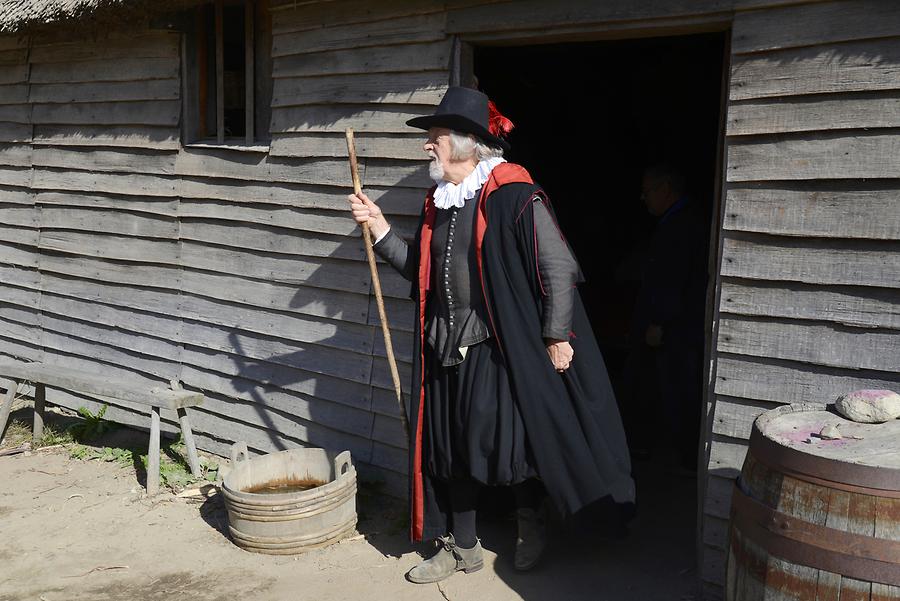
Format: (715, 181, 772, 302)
(0, 0, 201, 34)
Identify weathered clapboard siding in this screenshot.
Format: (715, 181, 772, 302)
(720, 279, 900, 329)
(722, 184, 900, 240)
(701, 3, 900, 594)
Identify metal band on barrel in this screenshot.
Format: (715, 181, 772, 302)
(749, 426, 900, 495)
(730, 482, 900, 587)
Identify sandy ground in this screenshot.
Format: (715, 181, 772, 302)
(0, 412, 698, 601)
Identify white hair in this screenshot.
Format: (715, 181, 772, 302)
(448, 131, 504, 161)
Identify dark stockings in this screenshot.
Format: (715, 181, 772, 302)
(448, 478, 547, 548)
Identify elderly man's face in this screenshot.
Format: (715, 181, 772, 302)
(424, 127, 452, 182)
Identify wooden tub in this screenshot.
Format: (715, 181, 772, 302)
(727, 403, 900, 600)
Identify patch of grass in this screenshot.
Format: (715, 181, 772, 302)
(70, 444, 134, 467)
(38, 422, 75, 447)
(0, 419, 32, 448)
(67, 404, 115, 442)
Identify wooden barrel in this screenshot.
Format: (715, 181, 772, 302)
(727, 403, 900, 600)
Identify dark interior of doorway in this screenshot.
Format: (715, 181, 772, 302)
(472, 31, 726, 581)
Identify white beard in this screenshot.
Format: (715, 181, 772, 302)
(428, 156, 444, 183)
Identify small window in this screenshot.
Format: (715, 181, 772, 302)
(182, 0, 272, 146)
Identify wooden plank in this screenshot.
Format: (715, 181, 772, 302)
(180, 321, 372, 385)
(32, 100, 181, 127)
(0, 265, 39, 290)
(721, 233, 900, 289)
(39, 231, 179, 264)
(370, 440, 407, 473)
(727, 93, 900, 137)
(36, 191, 178, 217)
(0, 65, 27, 85)
(0, 143, 31, 167)
(273, 40, 451, 78)
(0, 83, 27, 105)
(0, 332, 42, 362)
(707, 436, 748, 478)
(182, 374, 373, 438)
(179, 293, 375, 355)
(447, 0, 735, 33)
(0, 166, 30, 188)
(0, 122, 31, 143)
(370, 411, 407, 449)
(34, 146, 177, 176)
(179, 241, 370, 294)
(41, 273, 176, 316)
(178, 178, 425, 215)
(717, 315, 898, 372)
(0, 103, 29, 124)
(270, 104, 435, 134)
(40, 330, 180, 382)
(0, 303, 39, 326)
(272, 71, 445, 108)
(0, 204, 38, 227)
(714, 354, 900, 405)
(33, 125, 180, 150)
(175, 149, 431, 188)
(727, 131, 900, 181)
(180, 348, 371, 410)
(28, 79, 180, 104)
(215, 0, 224, 144)
(29, 34, 179, 63)
(270, 132, 430, 160)
(704, 474, 735, 520)
(181, 270, 371, 326)
(272, 12, 446, 57)
(0, 187, 32, 204)
(723, 184, 900, 240)
(719, 279, 900, 329)
(38, 254, 179, 289)
(0, 48, 27, 64)
(179, 220, 362, 260)
(272, 0, 441, 34)
(29, 58, 179, 84)
(40, 206, 178, 239)
(702, 515, 730, 551)
(872, 497, 900, 599)
(732, 0, 900, 54)
(730, 38, 900, 101)
(0, 37, 27, 52)
(32, 169, 178, 197)
(0, 242, 38, 268)
(180, 202, 367, 237)
(40, 306, 181, 360)
(0, 224, 37, 247)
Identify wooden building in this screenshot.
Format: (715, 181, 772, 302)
(0, 0, 897, 596)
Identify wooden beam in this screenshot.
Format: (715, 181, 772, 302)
(245, 0, 255, 144)
(215, 0, 225, 144)
(197, 6, 208, 140)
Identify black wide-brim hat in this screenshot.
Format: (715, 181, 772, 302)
(406, 86, 510, 151)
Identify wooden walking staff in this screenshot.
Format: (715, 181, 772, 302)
(345, 128, 411, 443)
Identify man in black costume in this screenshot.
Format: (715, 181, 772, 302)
(347, 87, 634, 583)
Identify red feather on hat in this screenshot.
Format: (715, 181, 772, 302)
(488, 100, 514, 139)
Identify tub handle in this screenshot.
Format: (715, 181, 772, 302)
(334, 450, 352, 479)
(231, 441, 249, 465)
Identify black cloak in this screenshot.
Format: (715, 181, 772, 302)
(408, 163, 635, 542)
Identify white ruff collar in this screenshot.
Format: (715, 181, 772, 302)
(432, 157, 506, 210)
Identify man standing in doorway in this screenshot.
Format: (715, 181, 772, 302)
(632, 164, 708, 471)
(347, 87, 635, 583)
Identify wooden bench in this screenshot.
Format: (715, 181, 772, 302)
(0, 362, 204, 495)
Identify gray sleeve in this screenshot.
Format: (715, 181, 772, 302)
(534, 200, 578, 340)
(373, 228, 416, 282)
